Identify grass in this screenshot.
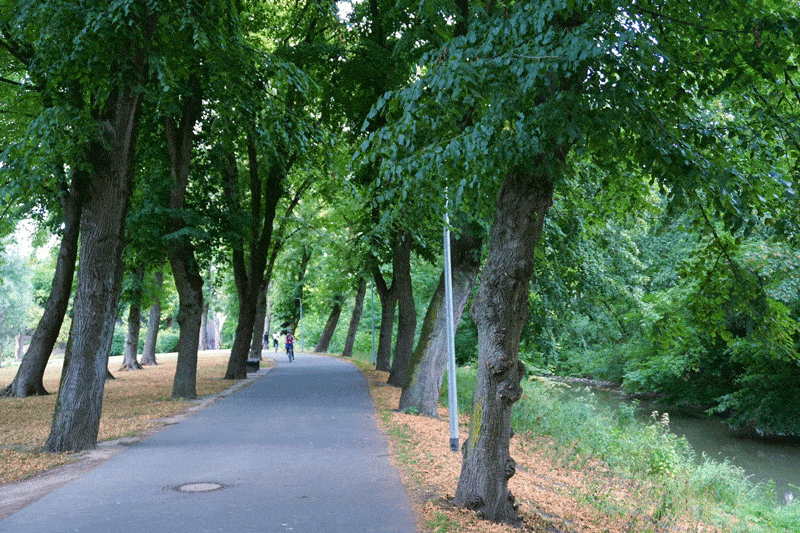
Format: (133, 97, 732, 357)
(0, 351, 248, 484)
(443, 365, 800, 532)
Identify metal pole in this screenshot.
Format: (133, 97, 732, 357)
(370, 278, 376, 365)
(444, 210, 459, 452)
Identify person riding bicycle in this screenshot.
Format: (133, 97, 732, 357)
(285, 332, 295, 361)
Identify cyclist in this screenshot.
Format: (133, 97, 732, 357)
(285, 332, 295, 362)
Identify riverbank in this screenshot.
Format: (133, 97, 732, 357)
(370, 363, 800, 532)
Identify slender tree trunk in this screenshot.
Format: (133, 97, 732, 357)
(14, 334, 23, 361)
(225, 135, 285, 379)
(121, 266, 144, 371)
(141, 269, 162, 366)
(314, 293, 344, 353)
(454, 159, 560, 524)
(44, 54, 152, 452)
(1, 170, 82, 397)
(373, 267, 396, 372)
(199, 301, 209, 351)
(164, 75, 204, 399)
(399, 226, 482, 416)
(341, 277, 367, 358)
(248, 284, 268, 360)
(388, 234, 417, 387)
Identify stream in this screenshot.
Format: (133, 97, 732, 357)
(564, 383, 800, 503)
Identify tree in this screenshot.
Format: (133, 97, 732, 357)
(140, 268, 163, 366)
(13, 1, 160, 453)
(360, 0, 798, 523)
(314, 292, 343, 353)
(398, 222, 482, 416)
(341, 277, 367, 358)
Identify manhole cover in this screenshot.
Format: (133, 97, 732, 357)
(176, 482, 224, 493)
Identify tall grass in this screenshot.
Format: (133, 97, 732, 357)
(443, 366, 800, 532)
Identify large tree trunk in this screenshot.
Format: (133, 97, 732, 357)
(453, 160, 560, 524)
(140, 269, 162, 366)
(341, 277, 367, 358)
(1, 170, 82, 398)
(164, 75, 204, 399)
(387, 234, 417, 387)
(169, 245, 203, 399)
(248, 285, 268, 360)
(314, 293, 343, 353)
(121, 266, 144, 371)
(44, 58, 152, 452)
(373, 266, 397, 372)
(398, 226, 482, 416)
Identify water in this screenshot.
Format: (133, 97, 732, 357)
(566, 384, 800, 502)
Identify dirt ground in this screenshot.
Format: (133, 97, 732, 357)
(361, 367, 722, 533)
(1, 354, 720, 532)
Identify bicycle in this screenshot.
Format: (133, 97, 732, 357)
(286, 342, 294, 362)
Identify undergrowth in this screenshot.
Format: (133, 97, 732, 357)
(443, 366, 800, 532)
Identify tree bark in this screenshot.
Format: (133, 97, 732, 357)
(398, 225, 482, 416)
(120, 265, 144, 371)
(341, 277, 367, 358)
(44, 31, 153, 451)
(388, 233, 417, 387)
(140, 269, 162, 366)
(373, 266, 397, 372)
(164, 75, 204, 399)
(248, 284, 268, 360)
(1, 169, 82, 398)
(453, 160, 560, 524)
(224, 134, 285, 379)
(314, 293, 344, 353)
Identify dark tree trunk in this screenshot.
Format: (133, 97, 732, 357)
(224, 134, 285, 380)
(164, 75, 204, 400)
(341, 277, 367, 358)
(454, 159, 561, 524)
(121, 265, 144, 371)
(398, 225, 482, 416)
(388, 234, 417, 387)
(1, 169, 82, 398)
(373, 266, 397, 372)
(248, 284, 268, 360)
(314, 293, 344, 353)
(169, 244, 203, 399)
(44, 40, 153, 451)
(140, 269, 162, 366)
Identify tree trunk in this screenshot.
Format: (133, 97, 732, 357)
(314, 293, 344, 353)
(388, 234, 417, 387)
(1, 169, 82, 398)
(453, 160, 560, 524)
(199, 301, 209, 351)
(169, 244, 203, 399)
(248, 284, 268, 360)
(141, 269, 162, 366)
(164, 75, 204, 399)
(398, 226, 482, 416)
(44, 57, 152, 452)
(14, 334, 24, 361)
(121, 266, 144, 371)
(341, 277, 367, 358)
(224, 134, 284, 380)
(373, 266, 397, 372)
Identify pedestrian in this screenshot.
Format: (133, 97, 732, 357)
(272, 332, 279, 351)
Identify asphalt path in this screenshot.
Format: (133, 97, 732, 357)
(0, 353, 417, 533)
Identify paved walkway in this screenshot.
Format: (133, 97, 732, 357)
(0, 354, 417, 533)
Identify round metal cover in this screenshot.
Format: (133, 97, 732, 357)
(177, 482, 223, 493)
